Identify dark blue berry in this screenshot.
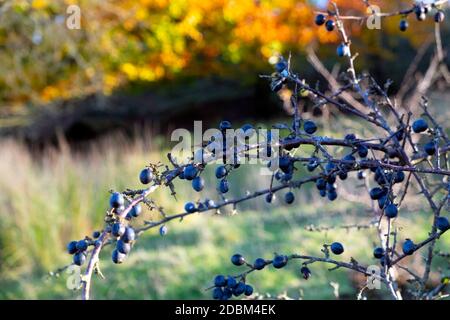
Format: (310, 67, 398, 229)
(73, 252, 86, 266)
(214, 275, 227, 287)
(184, 202, 197, 213)
(330, 242, 344, 255)
(327, 190, 338, 201)
(412, 118, 428, 133)
(244, 284, 254, 296)
(315, 14, 326, 26)
(399, 19, 409, 32)
(219, 179, 229, 193)
(226, 276, 237, 288)
(316, 178, 327, 190)
(139, 168, 153, 184)
(183, 165, 198, 180)
(357, 145, 369, 158)
(394, 171, 405, 183)
(122, 227, 135, 243)
(212, 287, 223, 300)
(215, 166, 227, 179)
(92, 231, 101, 239)
(337, 43, 350, 57)
(265, 193, 274, 203)
(76, 240, 88, 251)
(112, 249, 126, 264)
(402, 239, 415, 255)
(424, 142, 436, 155)
(300, 266, 312, 280)
(325, 19, 335, 31)
(231, 254, 245, 266)
(275, 61, 287, 73)
(338, 171, 348, 180)
(130, 204, 142, 218)
(437, 217, 450, 232)
(307, 158, 319, 172)
(373, 247, 384, 259)
(232, 282, 246, 296)
(192, 176, 205, 192)
(357, 170, 366, 180)
(67, 241, 78, 254)
(378, 195, 389, 209)
(284, 191, 295, 204)
(370, 187, 387, 200)
(345, 133, 357, 141)
(222, 288, 232, 300)
(159, 225, 168, 236)
(319, 189, 326, 197)
(116, 239, 131, 254)
(272, 255, 288, 269)
(304, 120, 317, 134)
(385, 203, 398, 218)
(254, 258, 266, 270)
(110, 192, 124, 209)
(112, 222, 125, 237)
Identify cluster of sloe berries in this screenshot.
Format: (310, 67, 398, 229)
(399, 4, 445, 32)
(212, 243, 344, 299)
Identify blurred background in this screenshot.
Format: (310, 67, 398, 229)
(0, 0, 449, 299)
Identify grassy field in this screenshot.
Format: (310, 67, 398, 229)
(0, 127, 449, 300)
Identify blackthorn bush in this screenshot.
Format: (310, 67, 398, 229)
(65, 1, 450, 301)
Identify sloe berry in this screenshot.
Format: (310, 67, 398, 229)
(212, 287, 223, 300)
(402, 239, 415, 255)
(112, 249, 126, 264)
(272, 255, 288, 269)
(284, 191, 295, 204)
(231, 254, 245, 266)
(304, 120, 317, 134)
(73, 252, 86, 266)
(373, 247, 384, 259)
(130, 204, 142, 218)
(424, 142, 436, 155)
(330, 242, 344, 255)
(214, 275, 227, 287)
(183, 164, 198, 180)
(122, 227, 135, 243)
(244, 284, 254, 296)
(412, 118, 428, 133)
(436, 217, 450, 232)
(184, 202, 197, 213)
(215, 166, 227, 179)
(76, 240, 88, 251)
(399, 19, 409, 32)
(300, 266, 312, 280)
(192, 176, 205, 192)
(385, 203, 398, 218)
(112, 222, 125, 237)
(116, 239, 131, 254)
(110, 192, 124, 209)
(315, 14, 326, 26)
(67, 241, 78, 254)
(254, 258, 266, 270)
(219, 179, 229, 193)
(325, 19, 335, 31)
(139, 168, 153, 184)
(159, 225, 168, 236)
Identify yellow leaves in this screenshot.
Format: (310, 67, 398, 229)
(41, 86, 59, 102)
(120, 63, 166, 82)
(31, 0, 48, 10)
(121, 63, 139, 80)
